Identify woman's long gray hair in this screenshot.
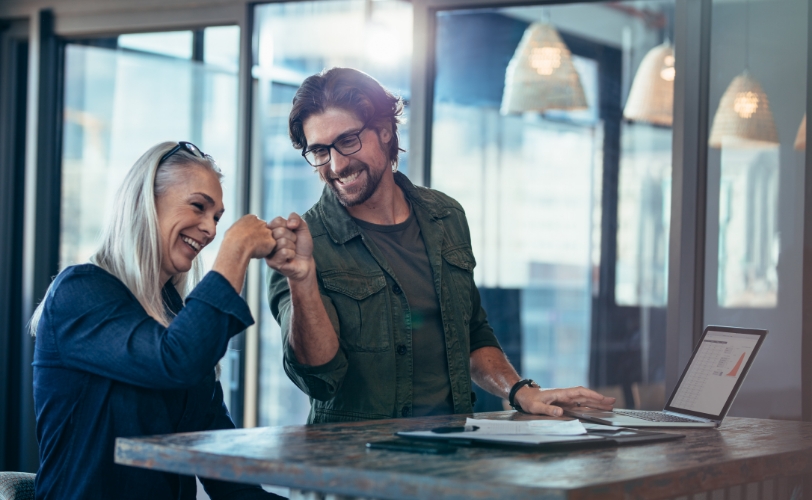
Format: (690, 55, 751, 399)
(29, 141, 222, 335)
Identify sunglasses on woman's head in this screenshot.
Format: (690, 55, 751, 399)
(160, 141, 217, 166)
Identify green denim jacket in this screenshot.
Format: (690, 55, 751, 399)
(268, 173, 501, 424)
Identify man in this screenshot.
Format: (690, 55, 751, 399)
(267, 67, 614, 424)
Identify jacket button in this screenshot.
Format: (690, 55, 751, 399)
(401, 406, 410, 417)
(396, 344, 407, 355)
(393, 284, 402, 294)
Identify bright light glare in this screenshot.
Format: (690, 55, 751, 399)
(531, 47, 562, 76)
(734, 91, 760, 119)
(365, 22, 410, 66)
(660, 54, 676, 81)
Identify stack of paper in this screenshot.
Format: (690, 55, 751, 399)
(464, 418, 587, 436)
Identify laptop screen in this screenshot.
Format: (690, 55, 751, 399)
(666, 327, 766, 419)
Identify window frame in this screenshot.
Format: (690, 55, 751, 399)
(410, 0, 710, 399)
(0, 17, 31, 472)
(4, 0, 810, 441)
(19, 3, 259, 430)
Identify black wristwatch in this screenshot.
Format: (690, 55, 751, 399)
(508, 379, 539, 413)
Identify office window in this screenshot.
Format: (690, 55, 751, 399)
(60, 26, 242, 408)
(703, 0, 807, 418)
(432, 1, 674, 409)
(253, 0, 412, 427)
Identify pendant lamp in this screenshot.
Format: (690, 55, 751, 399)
(708, 71, 779, 148)
(708, 0, 778, 148)
(623, 42, 675, 126)
(501, 22, 587, 115)
(796, 115, 806, 150)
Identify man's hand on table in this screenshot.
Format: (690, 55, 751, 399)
(514, 386, 616, 417)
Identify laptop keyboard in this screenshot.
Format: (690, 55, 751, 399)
(613, 410, 700, 423)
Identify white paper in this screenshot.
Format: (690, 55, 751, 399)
(582, 422, 625, 431)
(464, 418, 587, 435)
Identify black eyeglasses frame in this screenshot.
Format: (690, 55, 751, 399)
(301, 123, 369, 167)
(159, 141, 216, 165)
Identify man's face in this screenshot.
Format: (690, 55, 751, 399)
(302, 107, 392, 207)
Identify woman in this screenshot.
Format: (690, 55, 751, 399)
(30, 142, 286, 499)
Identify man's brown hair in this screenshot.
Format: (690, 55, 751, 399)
(289, 67, 404, 167)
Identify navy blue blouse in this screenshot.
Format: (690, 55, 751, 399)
(33, 264, 281, 500)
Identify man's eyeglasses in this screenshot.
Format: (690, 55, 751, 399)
(160, 141, 216, 166)
(302, 124, 367, 167)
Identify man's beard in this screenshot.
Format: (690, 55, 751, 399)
(322, 160, 386, 207)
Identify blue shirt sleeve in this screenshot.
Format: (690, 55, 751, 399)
(42, 265, 254, 390)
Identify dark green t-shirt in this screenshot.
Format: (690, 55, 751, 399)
(354, 210, 454, 417)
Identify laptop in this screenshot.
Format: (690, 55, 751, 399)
(565, 325, 767, 428)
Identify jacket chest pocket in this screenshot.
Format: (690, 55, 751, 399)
(442, 246, 476, 319)
(321, 271, 391, 352)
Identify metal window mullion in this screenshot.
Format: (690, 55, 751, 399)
(238, 2, 260, 429)
(664, 0, 712, 396)
(802, 0, 812, 423)
(0, 22, 30, 472)
(190, 29, 205, 148)
(20, 8, 64, 472)
(53, 6, 242, 38)
(0, 24, 11, 472)
(409, 1, 435, 188)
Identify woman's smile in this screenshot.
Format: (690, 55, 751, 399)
(180, 234, 203, 253)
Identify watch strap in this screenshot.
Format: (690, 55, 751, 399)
(508, 379, 536, 412)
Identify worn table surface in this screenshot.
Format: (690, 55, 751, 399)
(115, 412, 812, 500)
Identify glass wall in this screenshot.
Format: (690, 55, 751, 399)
(60, 26, 242, 407)
(432, 0, 674, 410)
(252, 0, 413, 427)
(703, 0, 807, 419)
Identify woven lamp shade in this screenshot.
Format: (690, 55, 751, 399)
(501, 22, 587, 115)
(709, 71, 778, 148)
(623, 42, 675, 127)
(796, 115, 806, 150)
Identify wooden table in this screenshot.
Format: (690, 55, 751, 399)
(114, 411, 812, 500)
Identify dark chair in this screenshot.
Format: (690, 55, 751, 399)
(0, 472, 35, 500)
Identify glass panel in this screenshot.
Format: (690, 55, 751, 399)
(118, 31, 194, 59)
(615, 123, 671, 309)
(253, 0, 413, 427)
(432, 1, 674, 410)
(204, 26, 240, 73)
(60, 27, 241, 408)
(703, 0, 807, 418)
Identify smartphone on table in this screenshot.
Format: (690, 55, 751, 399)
(366, 439, 457, 454)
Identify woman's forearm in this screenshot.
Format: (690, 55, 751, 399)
(211, 244, 251, 294)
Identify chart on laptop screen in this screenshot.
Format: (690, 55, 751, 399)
(669, 330, 760, 416)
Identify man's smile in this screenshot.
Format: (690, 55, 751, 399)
(336, 170, 362, 185)
(326, 164, 368, 190)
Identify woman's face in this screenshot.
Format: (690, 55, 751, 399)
(155, 166, 224, 284)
